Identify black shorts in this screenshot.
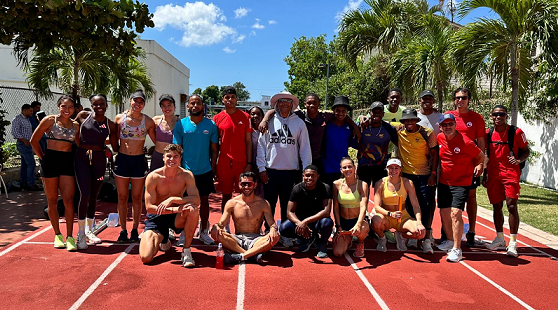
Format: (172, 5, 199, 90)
(144, 213, 183, 243)
(438, 183, 469, 211)
(193, 170, 216, 197)
(340, 217, 358, 232)
(357, 164, 387, 188)
(41, 149, 75, 178)
(149, 150, 164, 172)
(470, 176, 481, 190)
(114, 153, 148, 179)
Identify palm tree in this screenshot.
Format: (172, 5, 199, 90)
(454, 0, 558, 125)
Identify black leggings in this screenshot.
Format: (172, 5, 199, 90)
(75, 148, 106, 220)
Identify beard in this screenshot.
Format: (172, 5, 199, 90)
(189, 110, 203, 116)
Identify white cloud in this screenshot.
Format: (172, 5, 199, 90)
(223, 46, 236, 53)
(252, 18, 265, 29)
(234, 7, 250, 18)
(249, 30, 257, 37)
(268, 20, 277, 25)
(153, 2, 236, 47)
(335, 0, 363, 21)
(232, 34, 246, 44)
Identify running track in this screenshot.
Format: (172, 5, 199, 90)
(1, 194, 557, 310)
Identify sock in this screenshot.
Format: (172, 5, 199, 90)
(78, 220, 86, 235)
(85, 218, 94, 234)
(496, 232, 504, 239)
(510, 234, 517, 242)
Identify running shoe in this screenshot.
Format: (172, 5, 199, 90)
(353, 242, 365, 258)
(421, 239, 434, 254)
(177, 231, 185, 247)
(129, 229, 140, 243)
(298, 235, 316, 253)
(377, 237, 387, 252)
(384, 230, 396, 244)
(506, 241, 518, 257)
(407, 238, 418, 249)
(86, 231, 102, 244)
(77, 233, 88, 250)
(54, 234, 65, 249)
(446, 248, 462, 262)
(181, 248, 195, 268)
(317, 243, 328, 258)
(66, 236, 77, 252)
(117, 230, 129, 243)
(159, 240, 171, 252)
(168, 228, 176, 241)
(486, 237, 506, 250)
(224, 253, 243, 265)
(280, 236, 293, 248)
(437, 240, 454, 252)
(199, 230, 215, 245)
(395, 232, 407, 251)
(465, 231, 484, 247)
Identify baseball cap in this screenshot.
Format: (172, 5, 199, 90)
(420, 90, 435, 98)
(222, 86, 236, 97)
(130, 89, 146, 101)
(159, 94, 175, 105)
(387, 158, 402, 167)
(439, 113, 456, 123)
(369, 101, 384, 110)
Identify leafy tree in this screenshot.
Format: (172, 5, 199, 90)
(202, 85, 220, 104)
(192, 88, 203, 95)
(454, 0, 558, 125)
(232, 82, 251, 101)
(1, 1, 153, 67)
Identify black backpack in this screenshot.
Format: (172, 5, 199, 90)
(487, 125, 527, 170)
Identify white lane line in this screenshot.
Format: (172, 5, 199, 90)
(0, 225, 52, 258)
(69, 243, 135, 310)
(236, 262, 246, 310)
(22, 241, 54, 245)
(465, 215, 558, 260)
(344, 253, 390, 310)
(459, 261, 535, 310)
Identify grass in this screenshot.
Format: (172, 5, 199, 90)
(476, 182, 558, 236)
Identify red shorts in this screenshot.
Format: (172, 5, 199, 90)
(486, 174, 521, 204)
(217, 157, 246, 195)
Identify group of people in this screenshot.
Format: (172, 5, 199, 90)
(10, 85, 529, 266)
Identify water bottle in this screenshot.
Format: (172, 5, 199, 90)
(215, 243, 224, 269)
(462, 223, 470, 241)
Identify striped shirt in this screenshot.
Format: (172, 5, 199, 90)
(11, 114, 33, 141)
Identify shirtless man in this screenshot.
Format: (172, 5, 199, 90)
(210, 172, 279, 265)
(139, 144, 201, 267)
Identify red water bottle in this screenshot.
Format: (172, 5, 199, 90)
(215, 243, 224, 269)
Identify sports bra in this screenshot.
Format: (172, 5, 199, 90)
(383, 177, 407, 206)
(338, 179, 361, 209)
(46, 116, 76, 143)
(119, 113, 147, 140)
(155, 118, 173, 143)
(80, 113, 110, 146)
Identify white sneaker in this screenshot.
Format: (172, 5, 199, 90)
(437, 240, 454, 252)
(395, 232, 407, 251)
(421, 239, 434, 254)
(446, 248, 463, 262)
(486, 237, 506, 251)
(86, 231, 102, 244)
(377, 237, 387, 252)
(198, 230, 215, 245)
(407, 238, 418, 248)
(77, 233, 88, 250)
(159, 240, 171, 252)
(506, 241, 518, 257)
(280, 236, 293, 248)
(177, 231, 185, 247)
(181, 248, 195, 268)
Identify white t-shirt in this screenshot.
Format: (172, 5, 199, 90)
(418, 111, 442, 137)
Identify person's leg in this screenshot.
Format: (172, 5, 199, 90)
(115, 176, 130, 232)
(278, 170, 298, 223)
(506, 197, 520, 234)
(43, 177, 61, 234)
(315, 218, 334, 245)
(401, 219, 426, 240)
(199, 195, 210, 230)
(263, 169, 280, 230)
(450, 208, 463, 250)
(174, 206, 199, 248)
(356, 220, 370, 243)
(466, 188, 478, 232)
(332, 235, 352, 257)
(17, 143, 36, 186)
(130, 177, 145, 231)
(211, 228, 245, 253)
(492, 201, 505, 232)
(440, 208, 453, 241)
(139, 230, 164, 264)
(74, 153, 91, 225)
(243, 234, 278, 259)
(278, 219, 297, 239)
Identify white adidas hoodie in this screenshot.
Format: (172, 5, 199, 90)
(257, 112, 312, 171)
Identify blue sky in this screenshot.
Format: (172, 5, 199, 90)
(139, 1, 494, 101)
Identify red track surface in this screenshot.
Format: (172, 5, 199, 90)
(1, 193, 557, 310)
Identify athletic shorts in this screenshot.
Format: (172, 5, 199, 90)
(387, 209, 411, 231)
(217, 157, 246, 195)
(144, 213, 184, 244)
(357, 164, 387, 188)
(487, 175, 520, 204)
(194, 170, 216, 197)
(233, 233, 263, 251)
(114, 153, 148, 179)
(470, 175, 481, 190)
(75, 148, 106, 180)
(438, 183, 469, 211)
(340, 216, 370, 232)
(41, 149, 75, 178)
(149, 150, 164, 172)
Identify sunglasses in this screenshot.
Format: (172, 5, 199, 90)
(492, 112, 507, 117)
(455, 96, 468, 100)
(240, 181, 254, 187)
(277, 99, 293, 103)
(440, 122, 455, 127)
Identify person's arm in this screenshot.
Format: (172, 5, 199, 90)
(373, 180, 389, 216)
(211, 200, 234, 240)
(210, 142, 218, 174)
(73, 121, 80, 147)
(345, 116, 361, 142)
(244, 131, 252, 172)
(428, 146, 439, 186)
(262, 200, 280, 243)
(404, 179, 424, 235)
(257, 131, 268, 184)
(332, 181, 342, 231)
(258, 109, 276, 133)
(145, 116, 157, 144)
(473, 136, 486, 177)
(350, 180, 369, 235)
(473, 151, 485, 168)
(108, 120, 120, 152)
(298, 124, 312, 168)
(30, 116, 53, 159)
(172, 119, 183, 145)
(12, 117, 31, 145)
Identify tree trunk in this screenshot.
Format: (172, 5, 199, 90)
(510, 46, 519, 126)
(436, 79, 443, 112)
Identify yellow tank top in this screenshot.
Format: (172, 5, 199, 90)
(382, 177, 407, 205)
(338, 179, 361, 208)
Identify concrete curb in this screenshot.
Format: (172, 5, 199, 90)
(477, 205, 558, 251)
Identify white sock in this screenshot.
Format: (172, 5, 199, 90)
(85, 218, 94, 234)
(78, 220, 86, 235)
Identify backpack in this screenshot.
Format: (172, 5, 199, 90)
(487, 125, 527, 170)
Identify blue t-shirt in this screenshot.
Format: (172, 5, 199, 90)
(322, 121, 352, 174)
(353, 122, 397, 166)
(173, 117, 218, 175)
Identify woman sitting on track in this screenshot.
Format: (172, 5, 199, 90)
(74, 94, 119, 249)
(332, 157, 370, 258)
(150, 94, 179, 171)
(371, 158, 426, 253)
(30, 95, 80, 251)
(114, 89, 156, 243)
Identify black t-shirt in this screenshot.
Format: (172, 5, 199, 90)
(289, 181, 332, 220)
